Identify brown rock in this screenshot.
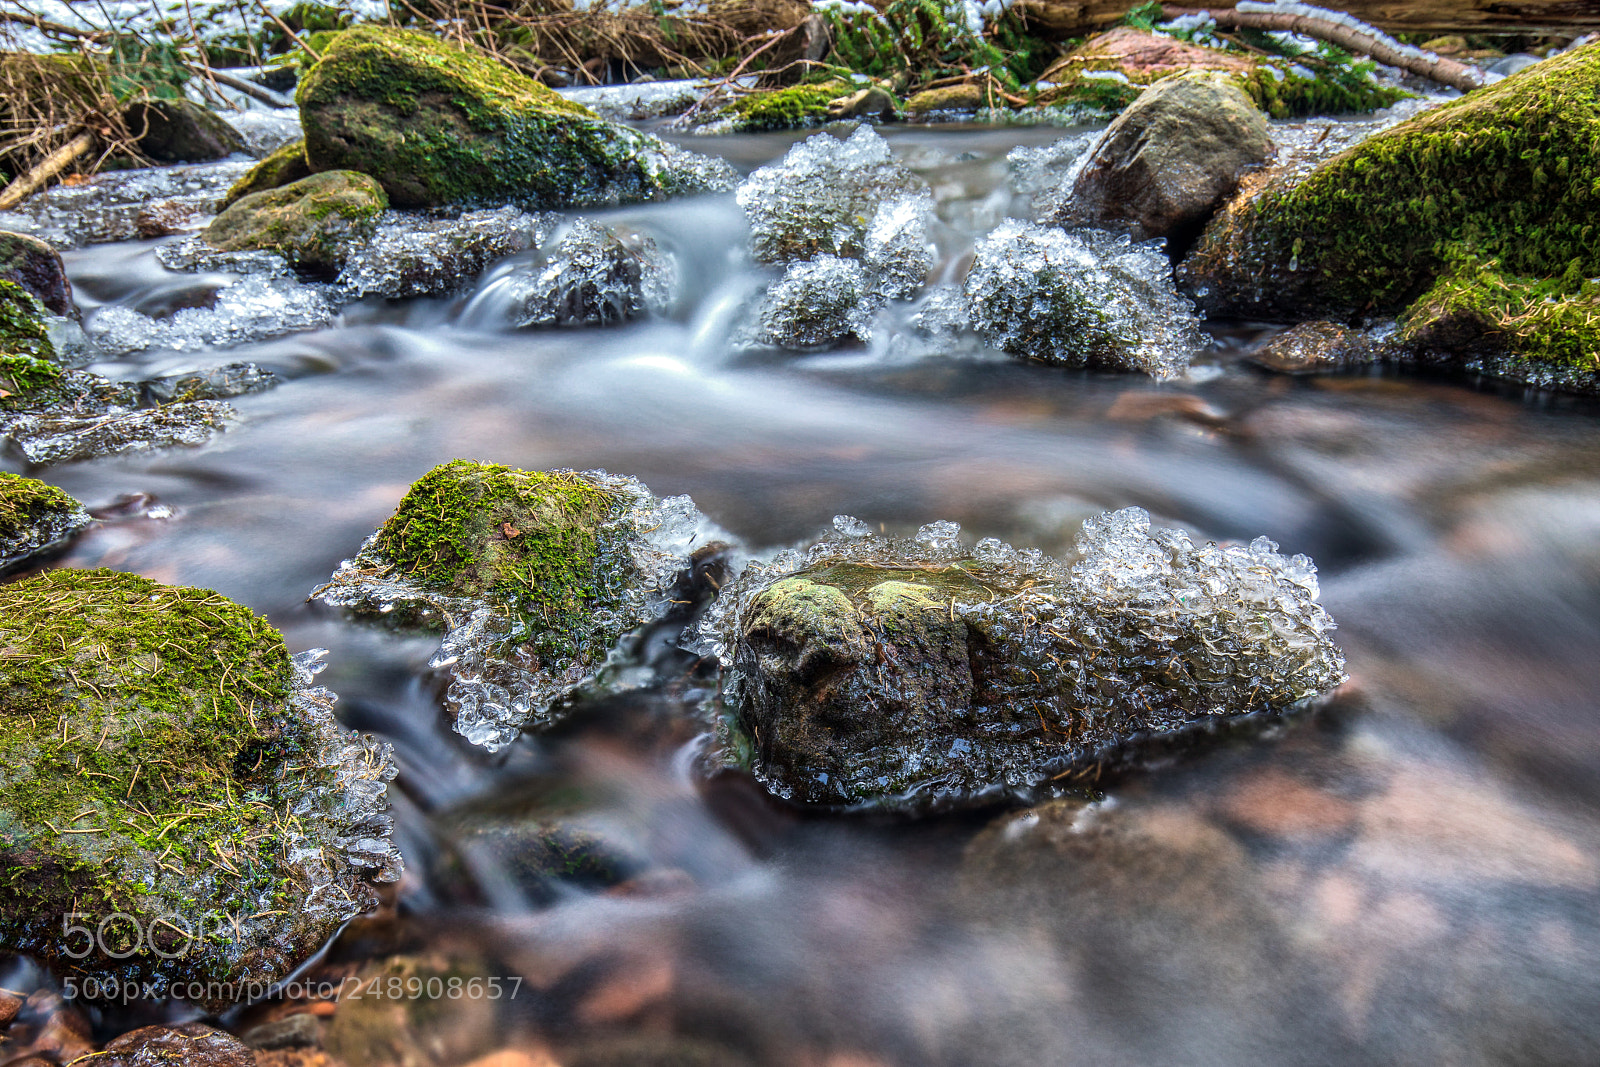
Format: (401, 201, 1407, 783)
(0, 988, 21, 1027)
(1040, 26, 1254, 83)
(0, 230, 72, 315)
(825, 86, 898, 121)
(1248, 321, 1380, 375)
(100, 1023, 257, 1067)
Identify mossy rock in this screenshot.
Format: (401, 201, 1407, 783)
(205, 170, 386, 278)
(222, 137, 312, 208)
(0, 471, 90, 573)
(0, 569, 399, 1007)
(296, 25, 733, 208)
(905, 83, 986, 116)
(0, 232, 72, 316)
(1181, 42, 1600, 383)
(125, 98, 245, 163)
(0, 280, 54, 363)
(720, 79, 849, 132)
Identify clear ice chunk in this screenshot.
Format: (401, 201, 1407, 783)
(760, 255, 879, 347)
(337, 207, 552, 302)
(507, 219, 677, 328)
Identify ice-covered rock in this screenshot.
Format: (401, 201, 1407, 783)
(0, 571, 399, 1009)
(140, 361, 279, 404)
(0, 161, 252, 249)
(5, 400, 235, 465)
(506, 219, 676, 328)
(0, 230, 74, 316)
(760, 255, 878, 347)
(0, 471, 90, 572)
(338, 207, 552, 301)
(87, 275, 335, 355)
(697, 507, 1344, 811)
(965, 219, 1203, 378)
(313, 461, 731, 751)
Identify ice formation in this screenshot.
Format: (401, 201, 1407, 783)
(507, 219, 677, 328)
(141, 361, 279, 404)
(338, 208, 552, 301)
(5, 401, 235, 465)
(760, 256, 878, 347)
(87, 276, 335, 355)
(1006, 133, 1095, 220)
(964, 219, 1203, 378)
(698, 508, 1344, 809)
(0, 161, 251, 248)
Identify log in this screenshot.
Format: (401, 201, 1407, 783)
(0, 129, 95, 212)
(1013, 0, 1600, 35)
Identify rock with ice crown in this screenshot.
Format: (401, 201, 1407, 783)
(508, 219, 677, 328)
(760, 256, 878, 347)
(338, 208, 553, 301)
(700, 507, 1344, 811)
(312, 461, 733, 751)
(964, 219, 1203, 379)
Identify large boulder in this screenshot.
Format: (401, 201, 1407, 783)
(1180, 43, 1600, 390)
(205, 170, 387, 278)
(0, 569, 400, 1008)
(124, 99, 246, 163)
(0, 232, 72, 316)
(313, 461, 729, 751)
(699, 508, 1345, 811)
(1058, 71, 1274, 245)
(964, 219, 1203, 378)
(0, 472, 90, 573)
(296, 26, 734, 208)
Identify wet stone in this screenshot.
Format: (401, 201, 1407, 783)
(507, 219, 675, 328)
(313, 461, 729, 751)
(125, 99, 247, 163)
(0, 231, 73, 316)
(0, 470, 90, 573)
(338, 208, 552, 302)
(140, 361, 279, 404)
(697, 508, 1345, 811)
(99, 1024, 256, 1067)
(1249, 321, 1381, 375)
(964, 219, 1203, 379)
(0, 573, 400, 1009)
(0, 161, 252, 249)
(206, 171, 388, 278)
(3, 399, 235, 465)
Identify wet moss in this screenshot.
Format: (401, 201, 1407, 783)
(297, 26, 679, 208)
(0, 569, 302, 977)
(724, 80, 849, 132)
(206, 169, 386, 277)
(222, 137, 312, 208)
(0, 471, 80, 540)
(368, 460, 631, 660)
(0, 280, 54, 362)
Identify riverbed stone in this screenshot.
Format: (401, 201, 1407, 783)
(125, 98, 247, 163)
(296, 26, 734, 209)
(0, 233, 72, 316)
(313, 461, 726, 751)
(206, 170, 387, 278)
(702, 509, 1344, 811)
(1249, 320, 1380, 375)
(0, 471, 90, 572)
(222, 138, 312, 208)
(905, 83, 985, 116)
(0, 280, 55, 362)
(98, 1024, 256, 1067)
(1057, 71, 1274, 245)
(0, 569, 400, 1009)
(1181, 41, 1600, 391)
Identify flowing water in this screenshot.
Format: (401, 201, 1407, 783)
(9, 120, 1600, 1065)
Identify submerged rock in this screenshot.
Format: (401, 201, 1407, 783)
(339, 207, 550, 302)
(0, 570, 400, 1007)
(1058, 71, 1274, 244)
(507, 219, 675, 328)
(125, 98, 246, 163)
(313, 461, 728, 751)
(297, 26, 735, 209)
(139, 361, 279, 405)
(1181, 42, 1600, 391)
(1249, 320, 1380, 375)
(0, 232, 72, 316)
(206, 170, 387, 278)
(222, 138, 312, 208)
(97, 1024, 255, 1067)
(698, 508, 1344, 810)
(0, 471, 90, 572)
(965, 219, 1203, 378)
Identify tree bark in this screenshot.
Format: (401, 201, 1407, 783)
(1014, 0, 1600, 35)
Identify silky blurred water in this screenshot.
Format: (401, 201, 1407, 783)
(8, 122, 1600, 1065)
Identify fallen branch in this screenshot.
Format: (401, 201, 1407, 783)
(206, 67, 295, 107)
(0, 129, 95, 211)
(1162, 2, 1487, 91)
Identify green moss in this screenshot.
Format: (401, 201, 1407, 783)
(370, 460, 631, 661)
(0, 280, 54, 362)
(725, 80, 849, 132)
(206, 170, 386, 277)
(223, 138, 312, 207)
(297, 26, 672, 209)
(1232, 58, 1406, 119)
(905, 83, 986, 115)
(1190, 43, 1600, 325)
(0, 569, 303, 971)
(0, 471, 79, 541)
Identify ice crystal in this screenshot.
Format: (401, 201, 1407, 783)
(337, 208, 551, 301)
(0, 161, 251, 248)
(760, 255, 879, 347)
(5, 400, 235, 465)
(507, 219, 676, 328)
(88, 276, 334, 355)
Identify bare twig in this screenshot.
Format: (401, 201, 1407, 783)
(256, 0, 323, 61)
(0, 130, 95, 211)
(679, 28, 788, 122)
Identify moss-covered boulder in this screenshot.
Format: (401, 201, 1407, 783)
(0, 472, 90, 573)
(0, 232, 72, 317)
(221, 138, 312, 208)
(1057, 71, 1274, 244)
(205, 170, 386, 278)
(313, 461, 727, 751)
(1180, 43, 1600, 388)
(904, 83, 985, 117)
(702, 510, 1344, 811)
(296, 26, 734, 208)
(717, 80, 849, 133)
(0, 280, 55, 363)
(0, 569, 400, 1007)
(125, 98, 246, 163)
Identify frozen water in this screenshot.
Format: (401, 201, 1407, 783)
(226, 109, 304, 158)
(560, 80, 706, 121)
(863, 194, 937, 299)
(0, 161, 251, 249)
(505, 219, 676, 328)
(964, 219, 1203, 378)
(915, 519, 964, 552)
(833, 515, 873, 538)
(157, 235, 292, 277)
(0, 487, 90, 571)
(88, 276, 334, 355)
(4, 400, 235, 465)
(1007, 133, 1095, 220)
(141, 361, 279, 404)
(737, 127, 929, 266)
(760, 256, 879, 348)
(337, 208, 551, 302)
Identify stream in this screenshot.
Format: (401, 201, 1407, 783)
(7, 118, 1600, 1065)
